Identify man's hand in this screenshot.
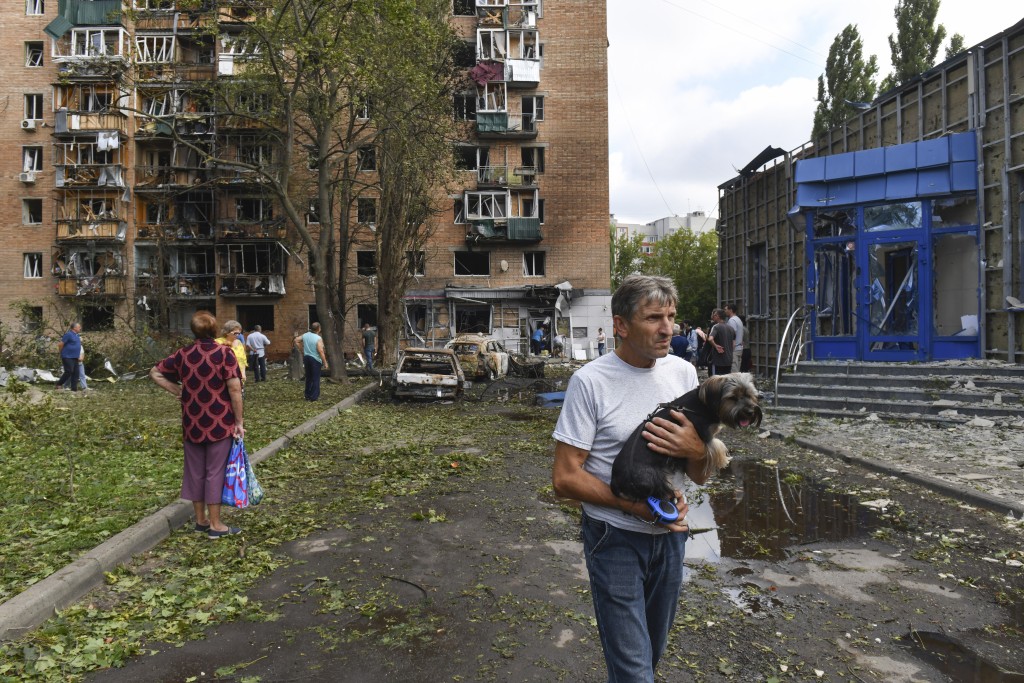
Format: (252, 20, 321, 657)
(625, 492, 690, 533)
(641, 409, 704, 459)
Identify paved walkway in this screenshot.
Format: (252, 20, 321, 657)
(764, 410, 1024, 518)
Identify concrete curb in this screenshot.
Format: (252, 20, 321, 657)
(769, 431, 1024, 517)
(0, 382, 379, 641)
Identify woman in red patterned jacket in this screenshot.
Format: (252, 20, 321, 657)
(150, 311, 246, 539)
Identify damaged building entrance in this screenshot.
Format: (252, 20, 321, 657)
(797, 133, 981, 362)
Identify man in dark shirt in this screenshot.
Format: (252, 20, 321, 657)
(669, 323, 689, 359)
(56, 322, 83, 392)
(708, 309, 735, 376)
(361, 322, 376, 372)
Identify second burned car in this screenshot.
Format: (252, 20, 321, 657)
(445, 334, 510, 381)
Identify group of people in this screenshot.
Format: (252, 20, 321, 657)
(530, 324, 564, 356)
(662, 304, 749, 377)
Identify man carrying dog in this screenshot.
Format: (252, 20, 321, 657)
(552, 274, 707, 682)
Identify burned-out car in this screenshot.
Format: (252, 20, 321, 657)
(392, 347, 466, 400)
(445, 334, 510, 380)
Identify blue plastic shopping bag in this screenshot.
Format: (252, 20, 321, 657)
(221, 438, 250, 508)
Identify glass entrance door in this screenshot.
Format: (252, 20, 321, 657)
(859, 201, 926, 360)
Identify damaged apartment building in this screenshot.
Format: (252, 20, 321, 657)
(718, 18, 1024, 373)
(1, 0, 611, 361)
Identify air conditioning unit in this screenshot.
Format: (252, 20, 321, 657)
(21, 119, 37, 130)
(18, 172, 37, 184)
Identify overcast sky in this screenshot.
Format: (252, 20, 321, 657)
(607, 1, 1024, 225)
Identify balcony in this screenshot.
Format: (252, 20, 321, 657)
(475, 112, 537, 139)
(136, 274, 216, 299)
(216, 220, 287, 240)
(477, 165, 536, 187)
(467, 217, 541, 243)
(54, 109, 128, 136)
(56, 219, 127, 242)
(55, 164, 126, 189)
(136, 61, 217, 83)
(135, 165, 211, 190)
(56, 274, 127, 298)
(218, 274, 286, 297)
(135, 221, 214, 241)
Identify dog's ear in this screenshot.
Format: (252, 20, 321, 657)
(698, 375, 727, 408)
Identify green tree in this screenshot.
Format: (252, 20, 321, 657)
(812, 24, 879, 141)
(167, 0, 460, 379)
(945, 33, 965, 60)
(647, 228, 718, 326)
(611, 232, 646, 290)
(880, 0, 947, 91)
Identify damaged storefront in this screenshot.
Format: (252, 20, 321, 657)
(717, 18, 1024, 370)
(400, 282, 609, 359)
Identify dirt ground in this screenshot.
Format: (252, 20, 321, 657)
(82, 391, 1024, 683)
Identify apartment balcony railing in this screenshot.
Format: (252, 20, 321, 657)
(136, 61, 217, 82)
(475, 112, 537, 138)
(467, 216, 541, 243)
(135, 165, 211, 189)
(56, 274, 127, 298)
(54, 109, 128, 136)
(135, 221, 214, 241)
(56, 219, 127, 242)
(136, 274, 216, 299)
(477, 165, 536, 187)
(218, 274, 286, 297)
(216, 220, 287, 240)
(55, 164, 126, 189)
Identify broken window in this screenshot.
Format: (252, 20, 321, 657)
(523, 251, 545, 276)
(357, 198, 377, 225)
(357, 146, 377, 171)
(24, 94, 43, 120)
(452, 0, 474, 15)
(306, 198, 320, 224)
(23, 253, 43, 278)
(236, 304, 275, 332)
(454, 92, 476, 121)
(747, 242, 768, 317)
(81, 306, 115, 331)
(26, 42, 43, 67)
(932, 195, 978, 227)
(218, 243, 287, 276)
(455, 145, 487, 171)
(813, 241, 855, 337)
(69, 28, 125, 58)
(235, 197, 272, 221)
(26, 0, 43, 15)
(507, 29, 538, 59)
(23, 199, 43, 224)
(521, 146, 545, 173)
(139, 90, 173, 117)
(133, 0, 177, 10)
(135, 35, 176, 62)
(454, 250, 489, 276)
(21, 306, 43, 332)
(238, 142, 272, 166)
(538, 198, 545, 224)
(813, 209, 856, 238)
(454, 41, 476, 67)
(466, 191, 506, 219)
(454, 199, 465, 224)
(864, 201, 922, 232)
(23, 147, 43, 172)
(521, 95, 543, 131)
(932, 232, 979, 336)
(476, 82, 506, 112)
(406, 250, 425, 276)
(477, 29, 506, 61)
(357, 250, 376, 276)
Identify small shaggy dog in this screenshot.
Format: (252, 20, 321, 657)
(610, 373, 763, 503)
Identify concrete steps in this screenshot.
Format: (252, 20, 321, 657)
(770, 360, 1024, 424)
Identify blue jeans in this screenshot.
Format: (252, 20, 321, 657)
(581, 511, 686, 683)
(364, 345, 374, 371)
(303, 355, 321, 401)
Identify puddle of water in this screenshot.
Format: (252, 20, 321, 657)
(721, 583, 784, 617)
(899, 630, 1024, 682)
(685, 460, 890, 561)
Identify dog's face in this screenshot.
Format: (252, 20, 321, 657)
(699, 372, 762, 429)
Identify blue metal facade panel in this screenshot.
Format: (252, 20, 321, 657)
(950, 132, 976, 161)
(825, 153, 855, 180)
(856, 176, 887, 203)
(951, 161, 978, 191)
(918, 167, 951, 195)
(917, 137, 950, 167)
(854, 148, 886, 176)
(885, 171, 918, 199)
(884, 145, 917, 172)
(795, 157, 826, 183)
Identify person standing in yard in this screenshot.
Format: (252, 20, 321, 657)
(361, 322, 376, 372)
(725, 303, 745, 373)
(216, 321, 248, 386)
(298, 322, 329, 401)
(56, 322, 83, 392)
(708, 308, 735, 377)
(682, 320, 698, 364)
(246, 325, 271, 382)
(150, 311, 244, 539)
(596, 327, 606, 356)
(552, 274, 706, 683)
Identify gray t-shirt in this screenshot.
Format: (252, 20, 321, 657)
(553, 352, 698, 533)
(728, 315, 744, 351)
